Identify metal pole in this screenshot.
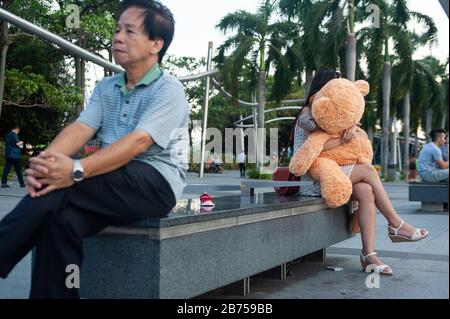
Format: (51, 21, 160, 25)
(0, 7, 123, 73)
(199, 42, 213, 178)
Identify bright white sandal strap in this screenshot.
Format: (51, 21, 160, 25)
(410, 228, 423, 240)
(372, 264, 391, 273)
(388, 220, 405, 236)
(361, 251, 377, 261)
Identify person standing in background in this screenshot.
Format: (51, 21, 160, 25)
(237, 151, 246, 178)
(1, 125, 25, 188)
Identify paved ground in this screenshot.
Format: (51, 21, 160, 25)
(0, 171, 448, 299)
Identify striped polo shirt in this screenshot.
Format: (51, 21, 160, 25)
(77, 63, 190, 201)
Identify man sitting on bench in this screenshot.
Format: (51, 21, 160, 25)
(418, 129, 449, 183)
(0, 0, 188, 299)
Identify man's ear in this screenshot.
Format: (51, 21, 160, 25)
(151, 38, 164, 56)
(355, 80, 370, 96)
(312, 96, 332, 121)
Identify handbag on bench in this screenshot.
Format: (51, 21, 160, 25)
(273, 108, 303, 196)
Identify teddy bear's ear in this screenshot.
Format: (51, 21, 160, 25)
(312, 96, 332, 120)
(355, 80, 370, 96)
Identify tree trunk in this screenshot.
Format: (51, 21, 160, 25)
(305, 69, 314, 97)
(80, 58, 86, 109)
(402, 90, 410, 174)
(345, 34, 356, 82)
(441, 108, 448, 131)
(0, 20, 9, 120)
(257, 70, 266, 172)
(381, 61, 391, 179)
(426, 108, 433, 142)
(188, 118, 193, 163)
(345, 0, 356, 81)
(74, 31, 86, 117)
(105, 46, 113, 77)
(367, 126, 374, 144)
(413, 128, 419, 157)
(75, 56, 82, 115)
(388, 115, 398, 181)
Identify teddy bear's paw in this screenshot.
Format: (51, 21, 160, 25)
(289, 163, 307, 176)
(322, 182, 352, 208)
(325, 196, 350, 208)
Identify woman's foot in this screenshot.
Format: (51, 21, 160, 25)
(388, 220, 429, 242)
(360, 251, 393, 275)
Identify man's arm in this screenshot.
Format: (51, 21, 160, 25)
(12, 133, 22, 148)
(81, 130, 153, 178)
(28, 130, 153, 197)
(436, 159, 449, 169)
(25, 122, 96, 196)
(46, 122, 97, 156)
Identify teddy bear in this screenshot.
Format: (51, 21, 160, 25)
(289, 78, 373, 209)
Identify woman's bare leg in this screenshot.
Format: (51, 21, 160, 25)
(350, 164, 427, 237)
(351, 182, 391, 269)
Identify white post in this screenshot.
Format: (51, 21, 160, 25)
(239, 114, 245, 153)
(252, 91, 258, 168)
(199, 42, 213, 178)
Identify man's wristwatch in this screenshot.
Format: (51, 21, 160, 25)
(72, 159, 84, 183)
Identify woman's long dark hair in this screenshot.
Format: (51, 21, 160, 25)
(285, 68, 341, 157)
(304, 68, 341, 107)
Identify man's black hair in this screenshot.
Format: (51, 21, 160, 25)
(430, 128, 447, 142)
(12, 125, 20, 130)
(117, 0, 175, 63)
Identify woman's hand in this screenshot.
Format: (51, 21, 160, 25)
(341, 125, 359, 144)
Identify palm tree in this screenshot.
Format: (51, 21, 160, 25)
(216, 0, 293, 171)
(412, 57, 447, 136)
(359, 0, 437, 178)
(391, 1, 437, 172)
(279, 0, 326, 95)
(0, 0, 13, 120)
(279, 0, 362, 86)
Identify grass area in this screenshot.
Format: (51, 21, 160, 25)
(247, 167, 273, 180)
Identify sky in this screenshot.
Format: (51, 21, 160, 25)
(162, 0, 449, 62)
(87, 0, 449, 91)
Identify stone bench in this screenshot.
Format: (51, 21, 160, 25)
(80, 191, 353, 299)
(409, 182, 449, 212)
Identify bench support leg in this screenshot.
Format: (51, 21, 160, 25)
(254, 263, 287, 280)
(295, 248, 327, 263)
(222, 277, 250, 296)
(422, 202, 445, 212)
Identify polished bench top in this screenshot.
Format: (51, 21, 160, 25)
(110, 192, 328, 229)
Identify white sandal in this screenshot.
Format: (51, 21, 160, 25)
(360, 251, 393, 275)
(388, 220, 429, 243)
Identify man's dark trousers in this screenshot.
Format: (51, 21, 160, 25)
(0, 161, 176, 299)
(1, 157, 25, 186)
(239, 163, 246, 178)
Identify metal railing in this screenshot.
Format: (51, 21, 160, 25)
(0, 7, 219, 82)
